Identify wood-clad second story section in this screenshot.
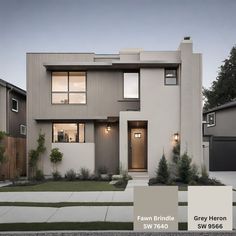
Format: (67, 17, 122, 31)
(27, 53, 140, 120)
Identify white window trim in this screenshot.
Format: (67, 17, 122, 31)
(207, 112, 216, 127)
(20, 124, 26, 135)
(12, 98, 18, 112)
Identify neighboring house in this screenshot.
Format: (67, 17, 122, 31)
(27, 37, 202, 177)
(0, 79, 27, 179)
(203, 100, 236, 171)
(0, 79, 26, 137)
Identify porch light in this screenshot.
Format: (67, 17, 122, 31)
(174, 132, 179, 142)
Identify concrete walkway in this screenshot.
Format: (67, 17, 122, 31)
(210, 171, 236, 189)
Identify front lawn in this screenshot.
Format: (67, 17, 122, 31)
(0, 181, 126, 192)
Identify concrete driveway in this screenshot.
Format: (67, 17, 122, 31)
(209, 171, 236, 189)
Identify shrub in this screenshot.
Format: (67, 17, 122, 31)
(156, 154, 169, 184)
(52, 171, 62, 181)
(50, 148, 63, 172)
(79, 168, 90, 180)
(178, 152, 192, 184)
(98, 166, 108, 175)
(148, 177, 158, 185)
(172, 142, 180, 163)
(65, 169, 77, 181)
(0, 131, 7, 165)
(34, 169, 45, 181)
(190, 163, 199, 182)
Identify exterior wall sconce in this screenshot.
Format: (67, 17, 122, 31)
(174, 132, 179, 142)
(105, 124, 111, 133)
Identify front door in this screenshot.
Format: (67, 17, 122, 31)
(129, 127, 147, 170)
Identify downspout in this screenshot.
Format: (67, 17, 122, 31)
(6, 86, 13, 179)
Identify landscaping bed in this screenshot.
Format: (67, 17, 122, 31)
(0, 180, 126, 192)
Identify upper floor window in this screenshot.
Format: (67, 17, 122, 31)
(52, 72, 86, 104)
(165, 69, 177, 85)
(207, 112, 215, 127)
(11, 98, 18, 112)
(123, 72, 139, 99)
(53, 123, 85, 143)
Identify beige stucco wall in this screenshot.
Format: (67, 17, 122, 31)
(120, 40, 203, 177)
(120, 68, 180, 176)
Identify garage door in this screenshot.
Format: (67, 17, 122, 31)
(210, 136, 236, 171)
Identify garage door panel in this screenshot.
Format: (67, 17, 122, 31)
(210, 136, 236, 171)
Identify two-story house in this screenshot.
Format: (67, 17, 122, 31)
(27, 38, 202, 177)
(0, 79, 26, 179)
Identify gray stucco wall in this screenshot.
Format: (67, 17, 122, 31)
(8, 91, 26, 137)
(95, 122, 119, 174)
(204, 108, 236, 136)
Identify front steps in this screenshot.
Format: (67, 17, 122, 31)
(126, 172, 149, 188)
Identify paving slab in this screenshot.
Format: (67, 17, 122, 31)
(178, 191, 187, 202)
(13, 192, 72, 203)
(96, 191, 114, 202)
(66, 192, 100, 202)
(0, 192, 17, 202)
(0, 207, 13, 217)
(0, 206, 57, 223)
(48, 206, 107, 222)
(106, 206, 133, 222)
(112, 190, 133, 202)
(209, 171, 236, 189)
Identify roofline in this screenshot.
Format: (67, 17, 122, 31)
(0, 79, 26, 96)
(203, 101, 236, 114)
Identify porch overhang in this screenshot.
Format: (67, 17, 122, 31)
(44, 60, 180, 71)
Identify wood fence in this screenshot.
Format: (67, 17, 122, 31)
(0, 136, 26, 180)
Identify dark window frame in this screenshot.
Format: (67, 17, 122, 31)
(51, 71, 87, 105)
(123, 71, 140, 99)
(11, 98, 19, 112)
(164, 68, 178, 86)
(207, 112, 216, 127)
(52, 122, 85, 143)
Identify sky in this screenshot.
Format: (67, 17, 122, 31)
(0, 0, 235, 90)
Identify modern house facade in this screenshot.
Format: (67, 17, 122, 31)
(27, 38, 202, 177)
(203, 100, 236, 171)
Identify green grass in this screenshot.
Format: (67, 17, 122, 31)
(0, 181, 126, 192)
(0, 222, 187, 231)
(0, 222, 133, 231)
(0, 202, 133, 207)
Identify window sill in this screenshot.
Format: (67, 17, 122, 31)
(118, 99, 140, 102)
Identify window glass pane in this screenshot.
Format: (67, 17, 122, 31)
(124, 73, 139, 98)
(52, 93, 68, 104)
(52, 72, 68, 92)
(53, 123, 77, 142)
(79, 123, 85, 143)
(12, 99, 18, 111)
(69, 72, 86, 92)
(165, 77, 177, 85)
(165, 69, 177, 78)
(69, 93, 86, 104)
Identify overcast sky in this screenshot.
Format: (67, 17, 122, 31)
(0, 0, 235, 90)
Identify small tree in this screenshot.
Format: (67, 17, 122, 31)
(50, 148, 63, 172)
(178, 152, 192, 184)
(29, 132, 46, 178)
(156, 154, 169, 184)
(172, 141, 180, 163)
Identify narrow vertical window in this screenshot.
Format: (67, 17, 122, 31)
(12, 98, 18, 112)
(123, 72, 139, 99)
(165, 69, 177, 85)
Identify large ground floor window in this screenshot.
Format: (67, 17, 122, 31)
(53, 123, 85, 143)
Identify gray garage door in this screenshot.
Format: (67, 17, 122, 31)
(210, 136, 236, 171)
